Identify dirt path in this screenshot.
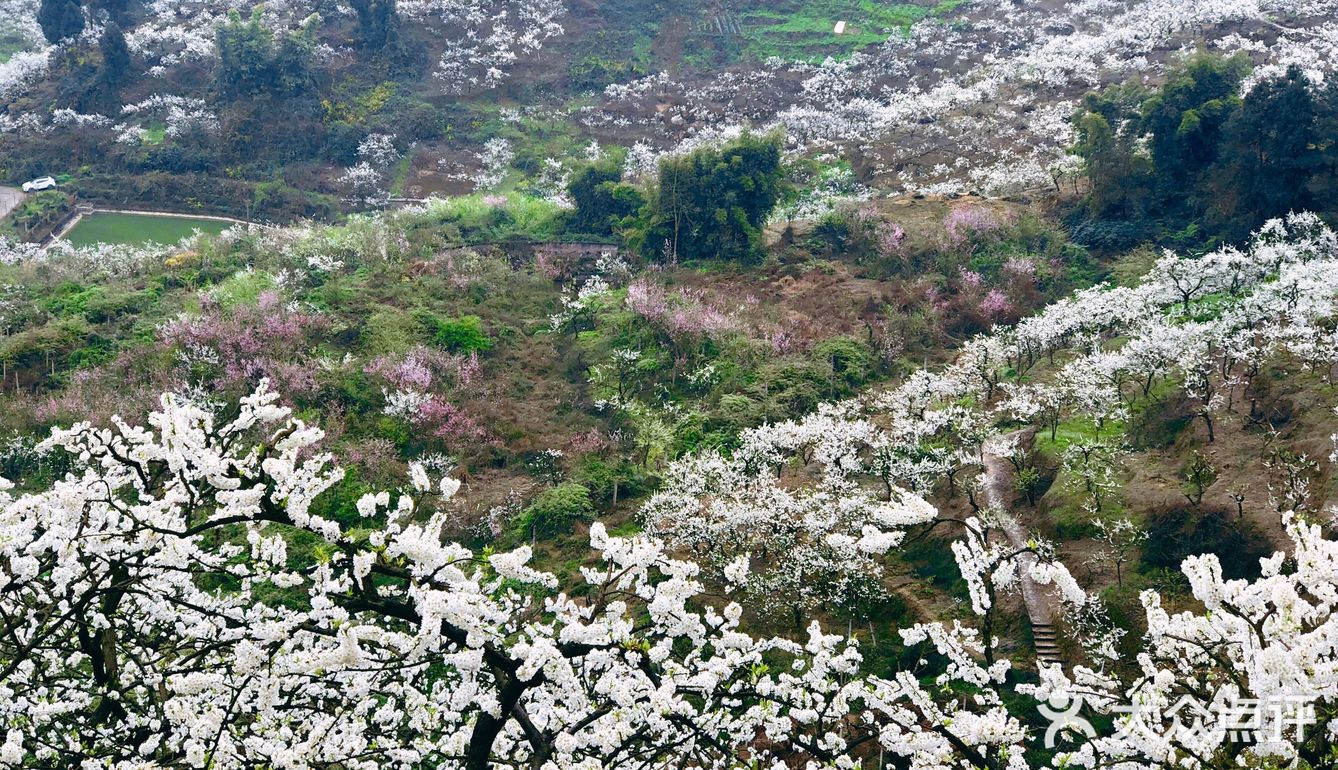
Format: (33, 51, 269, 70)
(0, 187, 22, 222)
(981, 430, 1063, 664)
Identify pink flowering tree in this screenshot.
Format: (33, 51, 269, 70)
(979, 288, 1013, 321)
(942, 205, 1010, 254)
(625, 278, 740, 368)
(365, 346, 488, 447)
(159, 290, 330, 397)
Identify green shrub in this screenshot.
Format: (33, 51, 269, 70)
(0, 317, 92, 371)
(812, 336, 872, 394)
(672, 410, 734, 456)
(360, 309, 425, 354)
(713, 393, 760, 429)
(415, 194, 565, 242)
(81, 289, 150, 323)
(1126, 394, 1192, 449)
(66, 335, 116, 371)
(806, 209, 855, 257)
(374, 416, 411, 448)
(567, 156, 646, 236)
(901, 534, 969, 603)
(514, 483, 594, 539)
(751, 360, 826, 419)
(1044, 500, 1101, 540)
(42, 283, 101, 318)
(1068, 219, 1154, 252)
(433, 315, 491, 353)
(211, 270, 276, 309)
(576, 458, 652, 508)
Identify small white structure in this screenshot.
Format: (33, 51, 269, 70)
(833, 20, 847, 34)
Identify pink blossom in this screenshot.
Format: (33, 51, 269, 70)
(159, 299, 330, 396)
(979, 289, 1012, 319)
(534, 251, 562, 280)
(626, 279, 739, 341)
(850, 202, 880, 226)
(769, 328, 797, 355)
(344, 438, 402, 480)
(878, 222, 906, 257)
(923, 285, 949, 313)
(419, 396, 487, 443)
(267, 361, 320, 396)
(256, 291, 282, 311)
(567, 428, 612, 455)
(456, 352, 481, 387)
(626, 279, 669, 319)
(366, 353, 433, 391)
(365, 347, 478, 391)
(958, 268, 984, 291)
(942, 206, 1006, 251)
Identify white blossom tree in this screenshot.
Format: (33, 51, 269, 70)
(641, 409, 939, 626)
(0, 381, 1050, 770)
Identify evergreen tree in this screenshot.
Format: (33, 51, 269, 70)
(1309, 80, 1338, 210)
(215, 9, 274, 97)
(567, 158, 645, 236)
(214, 9, 315, 99)
(1073, 87, 1153, 220)
(37, 0, 84, 44)
(271, 17, 318, 97)
(1210, 66, 1321, 240)
(643, 132, 788, 262)
(99, 22, 130, 85)
(1138, 52, 1249, 194)
(349, 0, 401, 53)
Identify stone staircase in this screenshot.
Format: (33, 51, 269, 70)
(1032, 622, 1062, 666)
(984, 430, 1067, 670)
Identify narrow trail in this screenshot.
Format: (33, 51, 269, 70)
(981, 430, 1063, 666)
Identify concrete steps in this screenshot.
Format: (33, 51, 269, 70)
(1032, 622, 1063, 666)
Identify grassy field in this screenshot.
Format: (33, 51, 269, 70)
(0, 30, 27, 64)
(735, 0, 962, 61)
(63, 212, 232, 247)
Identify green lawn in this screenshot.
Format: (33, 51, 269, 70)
(0, 29, 27, 64)
(735, 0, 963, 62)
(63, 212, 232, 247)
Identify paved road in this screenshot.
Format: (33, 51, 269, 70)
(0, 186, 22, 222)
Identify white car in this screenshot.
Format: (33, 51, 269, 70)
(21, 176, 57, 193)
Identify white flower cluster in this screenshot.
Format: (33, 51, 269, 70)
(410, 0, 566, 94)
(584, 0, 1338, 197)
(637, 212, 1338, 766)
(8, 212, 1338, 768)
(0, 378, 1032, 770)
(339, 133, 404, 207)
(472, 136, 514, 191)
